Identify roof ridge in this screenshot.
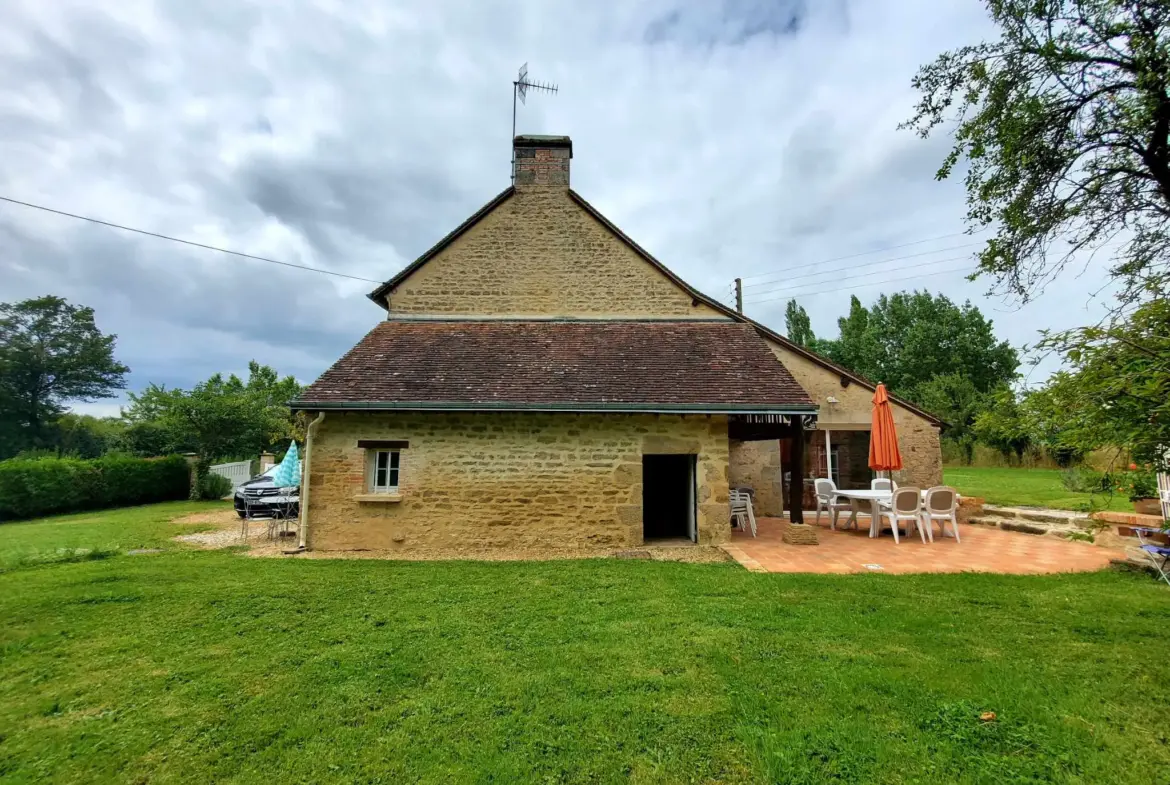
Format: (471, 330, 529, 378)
(565, 191, 942, 424)
(377, 317, 750, 325)
(367, 186, 515, 307)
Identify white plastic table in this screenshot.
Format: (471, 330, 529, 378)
(832, 489, 892, 538)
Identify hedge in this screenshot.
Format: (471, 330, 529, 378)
(0, 455, 191, 521)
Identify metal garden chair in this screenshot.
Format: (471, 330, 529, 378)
(1135, 527, 1170, 587)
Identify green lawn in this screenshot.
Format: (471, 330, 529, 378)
(2, 504, 1169, 783)
(0, 500, 223, 572)
(943, 466, 1133, 512)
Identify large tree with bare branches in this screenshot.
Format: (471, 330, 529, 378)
(903, 0, 1170, 303)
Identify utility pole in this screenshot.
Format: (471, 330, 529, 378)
(734, 278, 743, 314)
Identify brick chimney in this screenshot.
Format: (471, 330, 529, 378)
(513, 135, 572, 187)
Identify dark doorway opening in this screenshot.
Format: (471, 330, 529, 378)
(642, 454, 696, 542)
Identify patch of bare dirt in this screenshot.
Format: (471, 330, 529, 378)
(249, 542, 731, 563)
(171, 509, 264, 549)
(171, 510, 239, 527)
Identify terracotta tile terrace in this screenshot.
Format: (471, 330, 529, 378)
(723, 515, 1122, 575)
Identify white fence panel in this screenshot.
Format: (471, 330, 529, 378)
(210, 460, 252, 490)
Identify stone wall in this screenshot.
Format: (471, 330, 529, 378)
(386, 186, 728, 319)
(728, 439, 784, 516)
(306, 411, 730, 551)
(763, 338, 943, 488)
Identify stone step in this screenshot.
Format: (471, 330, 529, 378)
(983, 504, 1093, 526)
(967, 515, 1087, 539)
(967, 515, 1014, 527)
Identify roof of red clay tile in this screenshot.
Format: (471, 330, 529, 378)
(293, 320, 816, 412)
(364, 187, 943, 425)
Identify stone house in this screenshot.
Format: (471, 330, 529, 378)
(291, 135, 943, 552)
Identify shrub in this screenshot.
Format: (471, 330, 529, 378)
(0, 455, 190, 521)
(1113, 469, 1157, 501)
(1059, 466, 1109, 493)
(196, 472, 233, 501)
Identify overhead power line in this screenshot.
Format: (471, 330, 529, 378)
(743, 255, 976, 302)
(0, 195, 383, 284)
(743, 238, 1130, 303)
(737, 228, 988, 283)
(745, 265, 977, 306)
(741, 242, 983, 295)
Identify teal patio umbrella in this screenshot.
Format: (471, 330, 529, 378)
(271, 442, 301, 489)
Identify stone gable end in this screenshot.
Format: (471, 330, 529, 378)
(386, 187, 728, 318)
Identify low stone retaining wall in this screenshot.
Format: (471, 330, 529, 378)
(968, 505, 1098, 540)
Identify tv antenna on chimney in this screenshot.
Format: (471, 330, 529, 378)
(511, 63, 558, 181)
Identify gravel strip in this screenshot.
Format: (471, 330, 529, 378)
(170, 510, 730, 563)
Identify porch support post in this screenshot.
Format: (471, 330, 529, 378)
(824, 428, 832, 483)
(788, 416, 805, 524)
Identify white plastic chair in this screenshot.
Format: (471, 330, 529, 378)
(878, 487, 926, 544)
(1158, 472, 1170, 522)
(814, 478, 852, 530)
(871, 477, 895, 492)
(730, 490, 757, 537)
(921, 486, 961, 543)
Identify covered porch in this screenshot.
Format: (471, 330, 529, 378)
(729, 417, 874, 518)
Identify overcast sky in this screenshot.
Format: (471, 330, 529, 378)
(1, 0, 1120, 417)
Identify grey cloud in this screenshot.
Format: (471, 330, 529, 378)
(644, 1, 809, 46)
(0, 215, 374, 385)
(236, 146, 467, 263)
(0, 0, 1115, 404)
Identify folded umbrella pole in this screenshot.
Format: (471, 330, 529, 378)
(271, 442, 300, 488)
(869, 383, 903, 476)
(269, 442, 301, 532)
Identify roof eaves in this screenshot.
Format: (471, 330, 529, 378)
(289, 400, 820, 414)
(742, 320, 946, 426)
(367, 186, 516, 308)
(567, 190, 942, 426)
(363, 183, 941, 427)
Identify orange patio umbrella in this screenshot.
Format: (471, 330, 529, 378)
(868, 383, 903, 474)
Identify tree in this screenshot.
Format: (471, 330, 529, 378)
(903, 0, 1170, 303)
(819, 292, 1019, 403)
(0, 296, 129, 458)
(914, 373, 988, 464)
(824, 296, 881, 382)
(1033, 298, 1170, 470)
(974, 387, 1034, 463)
(53, 413, 128, 459)
(1017, 383, 1090, 466)
(785, 299, 816, 347)
(123, 361, 303, 494)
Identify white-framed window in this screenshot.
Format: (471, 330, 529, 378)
(370, 449, 401, 493)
